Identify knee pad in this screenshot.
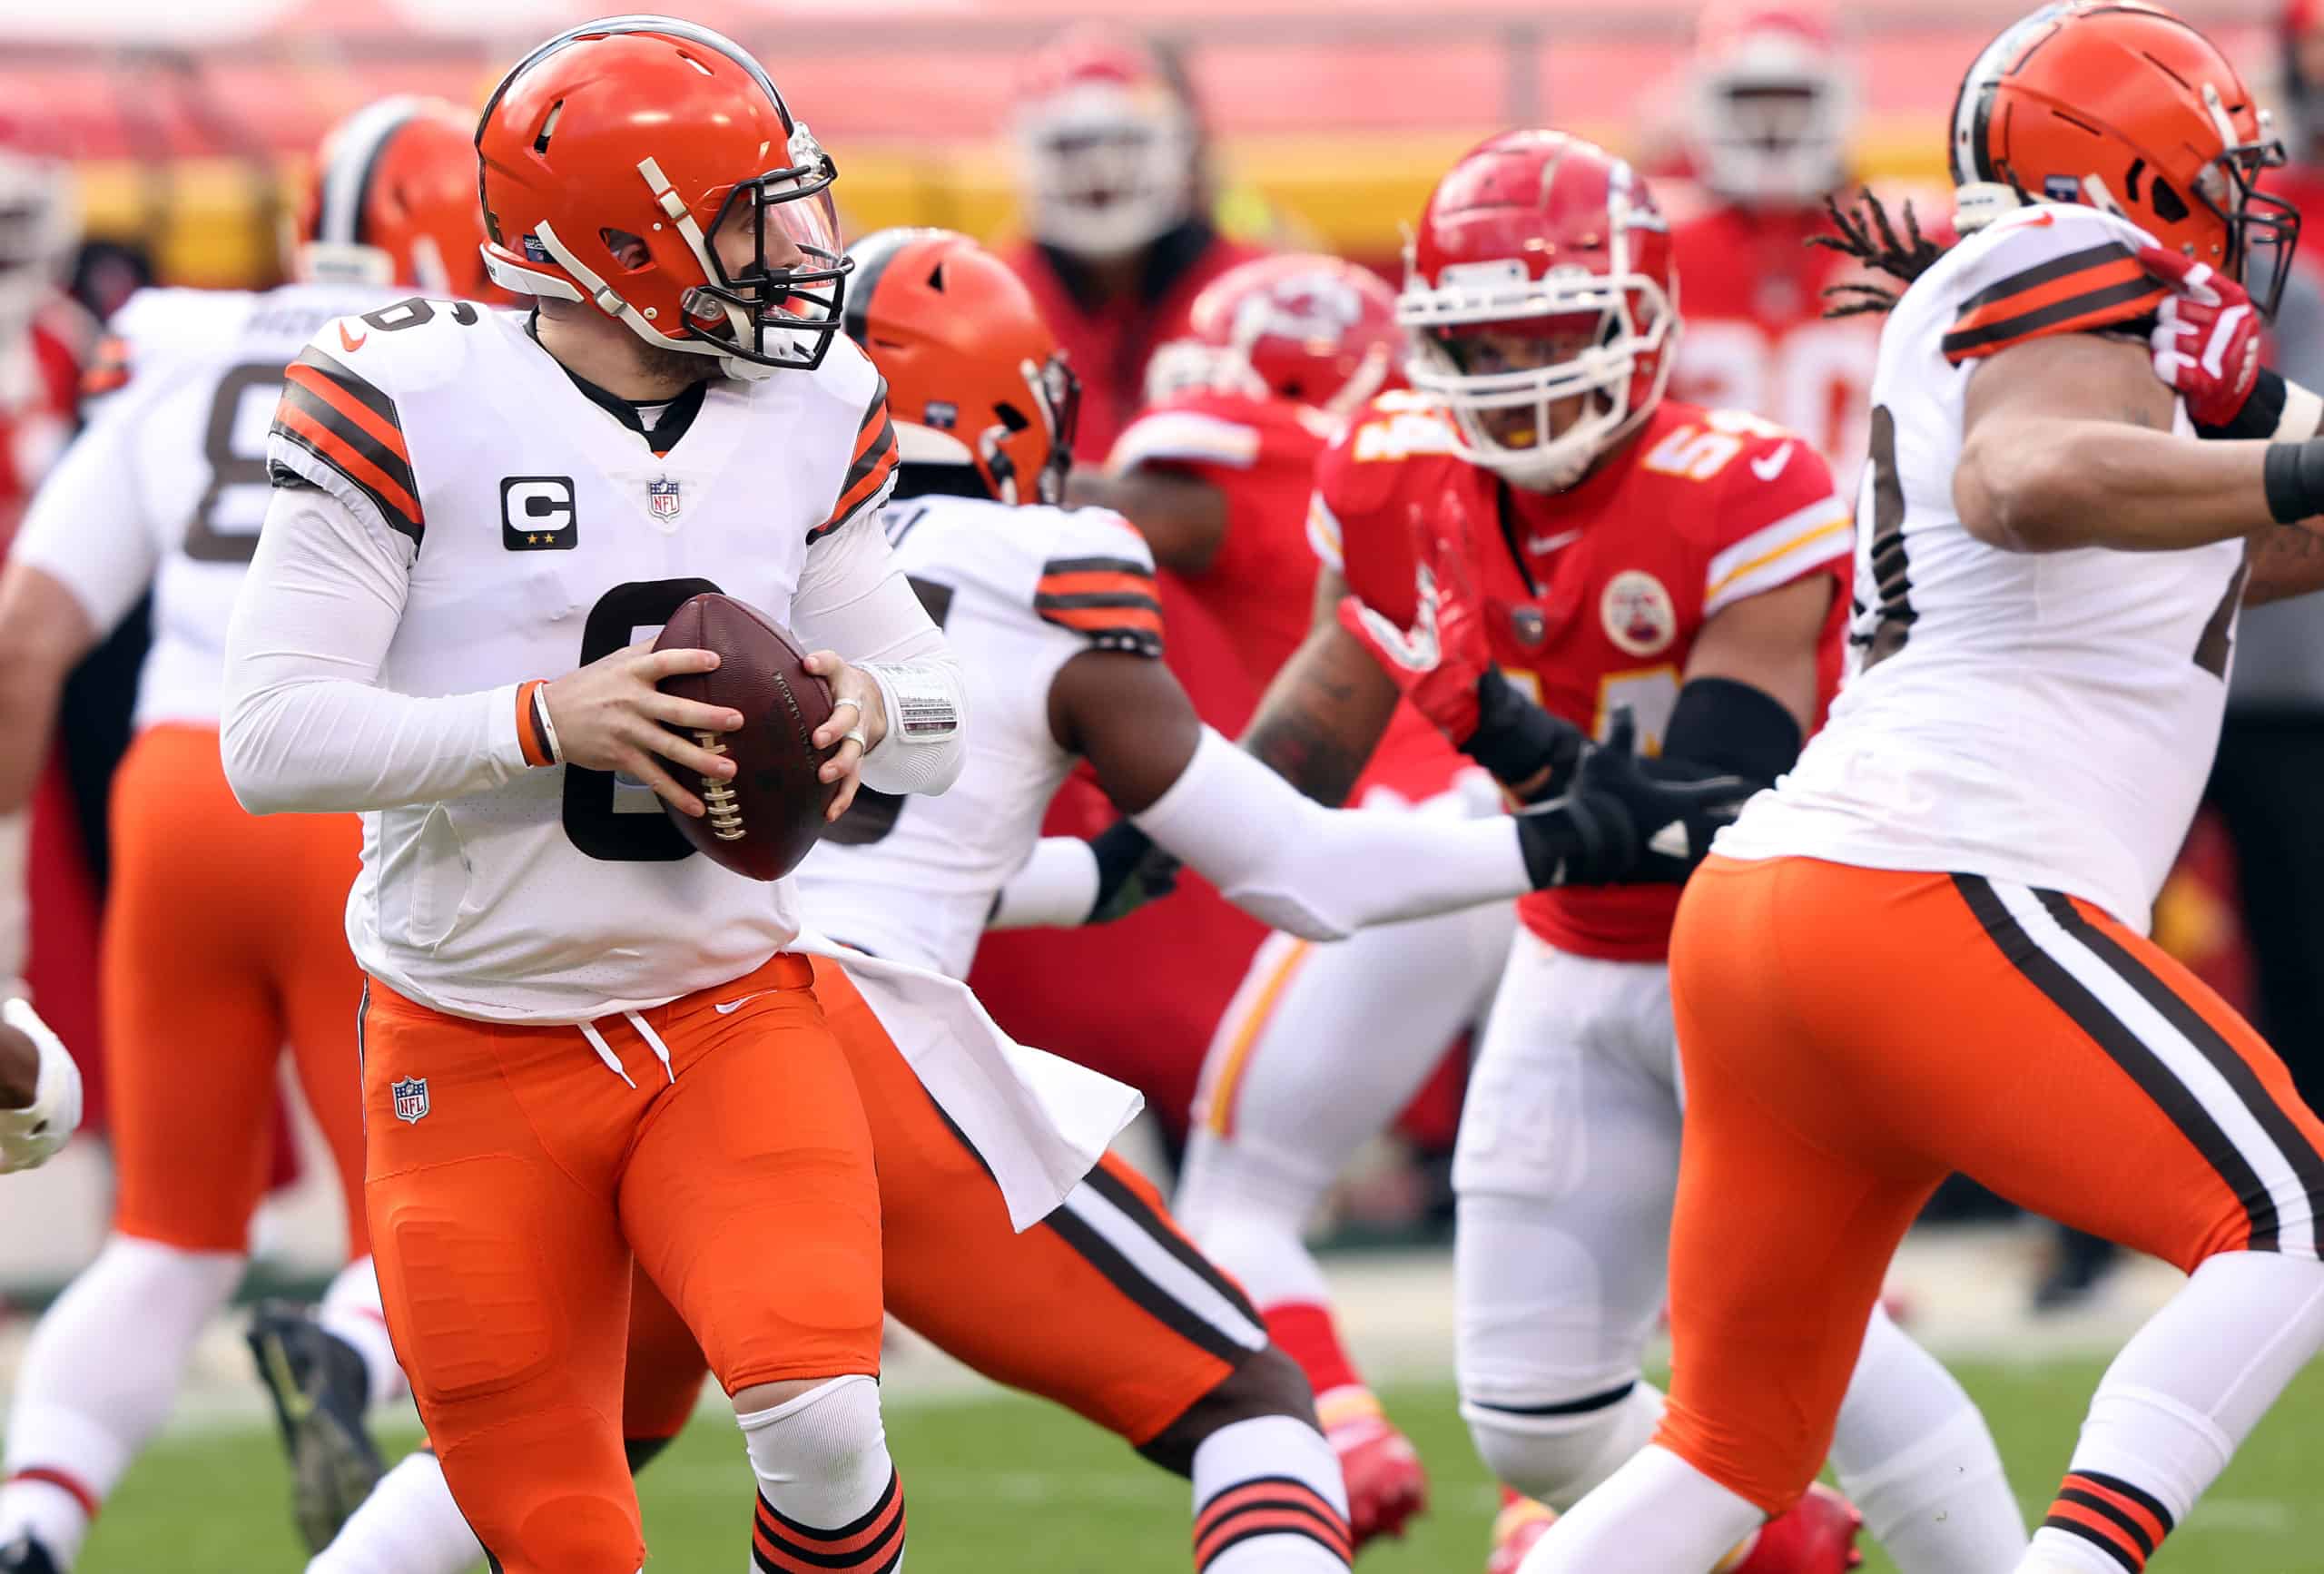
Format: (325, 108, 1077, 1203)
(737, 1374, 893, 1524)
(1461, 1382, 1664, 1510)
(501, 1493, 643, 1574)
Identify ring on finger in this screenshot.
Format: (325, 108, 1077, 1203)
(829, 695, 862, 719)
(841, 726, 868, 750)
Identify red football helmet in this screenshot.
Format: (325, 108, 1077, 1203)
(476, 16, 848, 376)
(291, 97, 490, 297)
(1687, 0, 1857, 207)
(1952, 0, 2296, 317)
(843, 228, 1079, 507)
(1012, 27, 1198, 260)
(1145, 253, 1402, 417)
(1399, 131, 1677, 493)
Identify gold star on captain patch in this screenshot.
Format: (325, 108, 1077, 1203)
(528, 534, 543, 546)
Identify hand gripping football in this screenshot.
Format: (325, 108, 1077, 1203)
(653, 595, 839, 880)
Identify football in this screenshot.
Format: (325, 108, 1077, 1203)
(653, 594, 839, 881)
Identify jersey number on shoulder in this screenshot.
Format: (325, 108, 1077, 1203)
(563, 579, 723, 863)
(819, 575, 955, 848)
(1640, 408, 1788, 483)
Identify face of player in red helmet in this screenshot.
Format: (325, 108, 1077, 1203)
(1012, 28, 1199, 261)
(1400, 131, 1678, 494)
(1687, 0, 1857, 208)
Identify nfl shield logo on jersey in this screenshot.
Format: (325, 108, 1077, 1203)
(647, 477, 682, 520)
(391, 1077, 430, 1125)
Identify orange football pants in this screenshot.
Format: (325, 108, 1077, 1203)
(1659, 854, 2324, 1515)
(105, 724, 367, 1255)
(359, 951, 881, 1574)
(622, 957, 1255, 1446)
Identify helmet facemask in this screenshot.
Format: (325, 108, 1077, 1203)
(1690, 38, 1854, 207)
(1399, 243, 1673, 493)
(677, 123, 852, 371)
(980, 353, 1080, 505)
(1017, 84, 1195, 260)
(2196, 92, 2299, 320)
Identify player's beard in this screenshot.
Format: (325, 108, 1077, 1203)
(631, 333, 726, 388)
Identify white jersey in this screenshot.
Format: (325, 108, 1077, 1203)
(254, 300, 905, 1021)
(1718, 204, 2241, 932)
(797, 492, 1162, 977)
(14, 282, 399, 728)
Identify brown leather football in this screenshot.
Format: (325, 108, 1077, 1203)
(654, 594, 838, 881)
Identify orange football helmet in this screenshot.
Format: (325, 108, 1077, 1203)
(1951, 0, 2298, 316)
(842, 228, 1078, 507)
(291, 97, 488, 297)
(476, 15, 848, 376)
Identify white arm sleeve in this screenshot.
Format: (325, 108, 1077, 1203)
(10, 390, 162, 637)
(792, 509, 967, 797)
(1133, 727, 1529, 941)
(221, 484, 530, 814)
(986, 837, 1104, 930)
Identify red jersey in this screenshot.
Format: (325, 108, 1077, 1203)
(0, 301, 86, 539)
(1108, 386, 1468, 805)
(1666, 197, 1882, 488)
(1003, 227, 1269, 460)
(1320, 393, 1852, 961)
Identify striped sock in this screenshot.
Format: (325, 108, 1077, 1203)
(752, 1468, 905, 1574)
(1192, 1415, 1351, 1573)
(2033, 1471, 2174, 1573)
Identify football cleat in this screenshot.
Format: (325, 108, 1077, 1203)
(1317, 1386, 1429, 1547)
(0, 1535, 60, 1574)
(246, 1301, 386, 1553)
(1726, 1483, 1865, 1574)
(1484, 1490, 1557, 1574)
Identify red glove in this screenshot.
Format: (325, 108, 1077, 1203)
(2141, 242, 2262, 430)
(1334, 508, 1495, 743)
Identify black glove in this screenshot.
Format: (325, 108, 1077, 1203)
(1514, 707, 1753, 887)
(1462, 668, 1587, 803)
(1087, 820, 1181, 923)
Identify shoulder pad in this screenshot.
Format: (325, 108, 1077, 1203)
(1935, 204, 2167, 364)
(1029, 504, 1163, 658)
(1699, 417, 1852, 618)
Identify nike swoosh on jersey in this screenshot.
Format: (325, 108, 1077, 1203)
(714, 990, 774, 1014)
(338, 321, 368, 352)
(1525, 528, 1584, 556)
(1749, 444, 1794, 483)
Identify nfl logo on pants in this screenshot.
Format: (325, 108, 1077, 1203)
(391, 1077, 430, 1125)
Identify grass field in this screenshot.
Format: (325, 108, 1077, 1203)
(68, 1357, 2324, 1572)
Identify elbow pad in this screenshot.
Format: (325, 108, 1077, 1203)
(1646, 676, 1803, 790)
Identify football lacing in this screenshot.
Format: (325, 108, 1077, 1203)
(695, 732, 745, 841)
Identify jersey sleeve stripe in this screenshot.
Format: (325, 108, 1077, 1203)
(1704, 511, 1854, 618)
(289, 345, 404, 432)
(1705, 497, 1854, 596)
(271, 397, 425, 543)
(806, 405, 900, 544)
(283, 360, 414, 470)
(1039, 599, 1166, 656)
(1942, 251, 2164, 361)
(1039, 569, 1158, 603)
(1305, 492, 1344, 572)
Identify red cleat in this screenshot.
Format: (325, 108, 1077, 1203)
(1317, 1386, 1429, 1548)
(1483, 1491, 1557, 1574)
(1726, 1484, 1866, 1573)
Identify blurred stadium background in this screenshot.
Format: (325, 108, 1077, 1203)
(5, 2, 2324, 1568)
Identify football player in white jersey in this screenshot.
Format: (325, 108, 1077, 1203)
(218, 23, 983, 1574)
(1519, 5, 2324, 1572)
(0, 97, 479, 1572)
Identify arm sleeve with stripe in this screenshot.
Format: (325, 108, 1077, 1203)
(793, 508, 968, 797)
(221, 484, 530, 814)
(266, 340, 425, 546)
(1035, 509, 1167, 657)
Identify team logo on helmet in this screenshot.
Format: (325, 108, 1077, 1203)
(391, 1077, 430, 1125)
(1600, 570, 1678, 657)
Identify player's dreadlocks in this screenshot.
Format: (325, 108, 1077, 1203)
(1811, 186, 1950, 319)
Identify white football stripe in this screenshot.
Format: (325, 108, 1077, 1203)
(1997, 880, 2317, 1256)
(1059, 1184, 1269, 1352)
